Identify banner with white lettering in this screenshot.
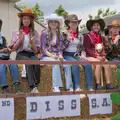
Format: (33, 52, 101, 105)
(88, 93, 112, 115)
(26, 95, 80, 120)
(0, 98, 14, 120)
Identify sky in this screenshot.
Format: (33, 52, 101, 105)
(17, 0, 120, 24)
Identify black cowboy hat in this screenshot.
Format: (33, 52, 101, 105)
(86, 18, 105, 31)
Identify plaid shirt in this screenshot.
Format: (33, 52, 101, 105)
(105, 36, 120, 60)
(62, 31, 85, 56)
(40, 30, 63, 57)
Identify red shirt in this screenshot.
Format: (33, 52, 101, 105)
(83, 32, 105, 58)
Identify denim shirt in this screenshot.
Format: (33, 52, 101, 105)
(40, 30, 63, 57)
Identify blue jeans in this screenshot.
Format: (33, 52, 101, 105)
(40, 56, 73, 89)
(64, 52, 93, 89)
(0, 64, 20, 88)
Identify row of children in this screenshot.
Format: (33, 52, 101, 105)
(0, 8, 120, 93)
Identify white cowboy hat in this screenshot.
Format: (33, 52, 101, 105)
(45, 13, 64, 26)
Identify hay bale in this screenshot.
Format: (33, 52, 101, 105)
(0, 65, 119, 120)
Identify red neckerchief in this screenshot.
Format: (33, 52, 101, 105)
(112, 34, 118, 41)
(23, 27, 30, 34)
(90, 31, 101, 44)
(68, 29, 77, 40)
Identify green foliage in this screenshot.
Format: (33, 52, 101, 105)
(18, 3, 44, 24)
(89, 8, 117, 20)
(97, 8, 103, 16)
(110, 114, 120, 120)
(54, 5, 68, 18)
(18, 4, 28, 10)
(32, 3, 44, 16)
(88, 14, 93, 20)
(110, 93, 120, 120)
(111, 93, 120, 104)
(32, 3, 44, 23)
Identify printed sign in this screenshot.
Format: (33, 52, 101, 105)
(88, 93, 112, 115)
(26, 95, 80, 119)
(0, 98, 14, 120)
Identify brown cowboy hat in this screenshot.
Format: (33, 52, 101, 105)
(18, 8, 36, 19)
(86, 18, 105, 31)
(65, 14, 82, 26)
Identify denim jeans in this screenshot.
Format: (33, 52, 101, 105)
(40, 56, 73, 89)
(0, 64, 20, 88)
(64, 52, 93, 89)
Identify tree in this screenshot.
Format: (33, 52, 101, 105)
(18, 3, 44, 24)
(54, 5, 68, 18)
(81, 8, 117, 32)
(88, 8, 117, 20)
(18, 4, 28, 10)
(88, 14, 93, 20)
(32, 3, 44, 23)
(32, 3, 44, 16)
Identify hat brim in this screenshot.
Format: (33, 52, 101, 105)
(45, 18, 64, 26)
(110, 25, 120, 27)
(18, 13, 36, 19)
(65, 19, 82, 26)
(86, 19, 105, 31)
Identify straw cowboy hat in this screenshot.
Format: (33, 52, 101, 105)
(65, 14, 82, 26)
(108, 20, 120, 28)
(45, 13, 64, 26)
(86, 18, 105, 31)
(18, 8, 36, 19)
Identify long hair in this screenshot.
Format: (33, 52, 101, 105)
(19, 16, 35, 36)
(47, 21, 61, 46)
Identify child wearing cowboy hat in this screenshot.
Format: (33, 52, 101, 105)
(40, 13, 73, 92)
(62, 14, 93, 91)
(105, 20, 120, 86)
(11, 8, 40, 93)
(84, 18, 114, 90)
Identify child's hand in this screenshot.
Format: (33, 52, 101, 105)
(79, 56, 88, 60)
(58, 54, 64, 61)
(29, 36, 35, 44)
(3, 48, 11, 53)
(19, 30, 24, 42)
(52, 54, 58, 60)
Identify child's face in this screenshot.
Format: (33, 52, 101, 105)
(68, 21, 78, 30)
(111, 26, 120, 36)
(48, 20, 59, 29)
(91, 23, 101, 32)
(22, 16, 31, 27)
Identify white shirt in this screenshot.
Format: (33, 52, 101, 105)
(23, 34, 29, 50)
(65, 37, 80, 52)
